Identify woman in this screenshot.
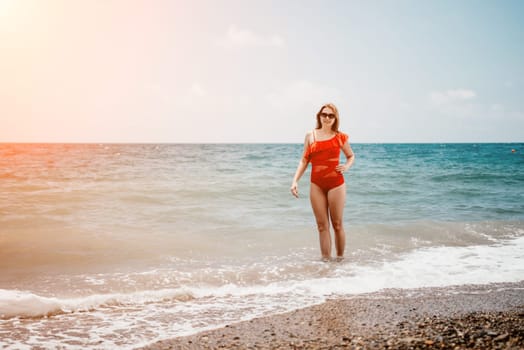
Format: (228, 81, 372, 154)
(290, 103, 355, 261)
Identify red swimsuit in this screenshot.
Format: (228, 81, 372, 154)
(304, 131, 349, 194)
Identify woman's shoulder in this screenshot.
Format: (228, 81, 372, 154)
(336, 131, 349, 143)
(304, 130, 315, 145)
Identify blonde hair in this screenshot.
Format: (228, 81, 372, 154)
(315, 103, 340, 132)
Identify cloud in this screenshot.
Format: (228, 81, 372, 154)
(429, 89, 476, 105)
(215, 25, 285, 48)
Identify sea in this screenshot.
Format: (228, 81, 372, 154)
(1, 143, 523, 349)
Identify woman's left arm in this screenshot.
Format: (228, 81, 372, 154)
(336, 141, 355, 173)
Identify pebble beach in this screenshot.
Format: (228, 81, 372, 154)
(140, 281, 524, 350)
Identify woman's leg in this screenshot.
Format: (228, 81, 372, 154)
(310, 182, 331, 259)
(327, 183, 346, 258)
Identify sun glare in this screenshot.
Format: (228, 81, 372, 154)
(0, 0, 15, 14)
(0, 0, 17, 26)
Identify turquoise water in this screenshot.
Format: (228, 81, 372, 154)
(0, 143, 523, 349)
(349, 143, 523, 223)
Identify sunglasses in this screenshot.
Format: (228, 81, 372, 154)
(319, 112, 336, 119)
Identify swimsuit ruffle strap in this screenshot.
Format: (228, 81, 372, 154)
(337, 132, 349, 147)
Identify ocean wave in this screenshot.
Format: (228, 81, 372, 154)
(3, 235, 523, 320)
(0, 236, 523, 350)
(0, 288, 195, 319)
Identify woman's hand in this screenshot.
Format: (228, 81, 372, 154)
(290, 182, 299, 198)
(336, 164, 349, 174)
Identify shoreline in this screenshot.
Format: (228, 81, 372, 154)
(139, 281, 524, 349)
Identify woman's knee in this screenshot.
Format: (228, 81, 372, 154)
(331, 219, 344, 232)
(316, 220, 330, 233)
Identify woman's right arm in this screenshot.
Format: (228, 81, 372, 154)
(290, 133, 311, 198)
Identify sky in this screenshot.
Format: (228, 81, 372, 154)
(1, 0, 523, 143)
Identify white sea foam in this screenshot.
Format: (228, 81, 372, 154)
(0, 288, 195, 319)
(309, 236, 524, 296)
(2, 237, 523, 320)
(1, 237, 523, 349)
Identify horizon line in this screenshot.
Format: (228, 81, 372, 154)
(1, 141, 523, 145)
